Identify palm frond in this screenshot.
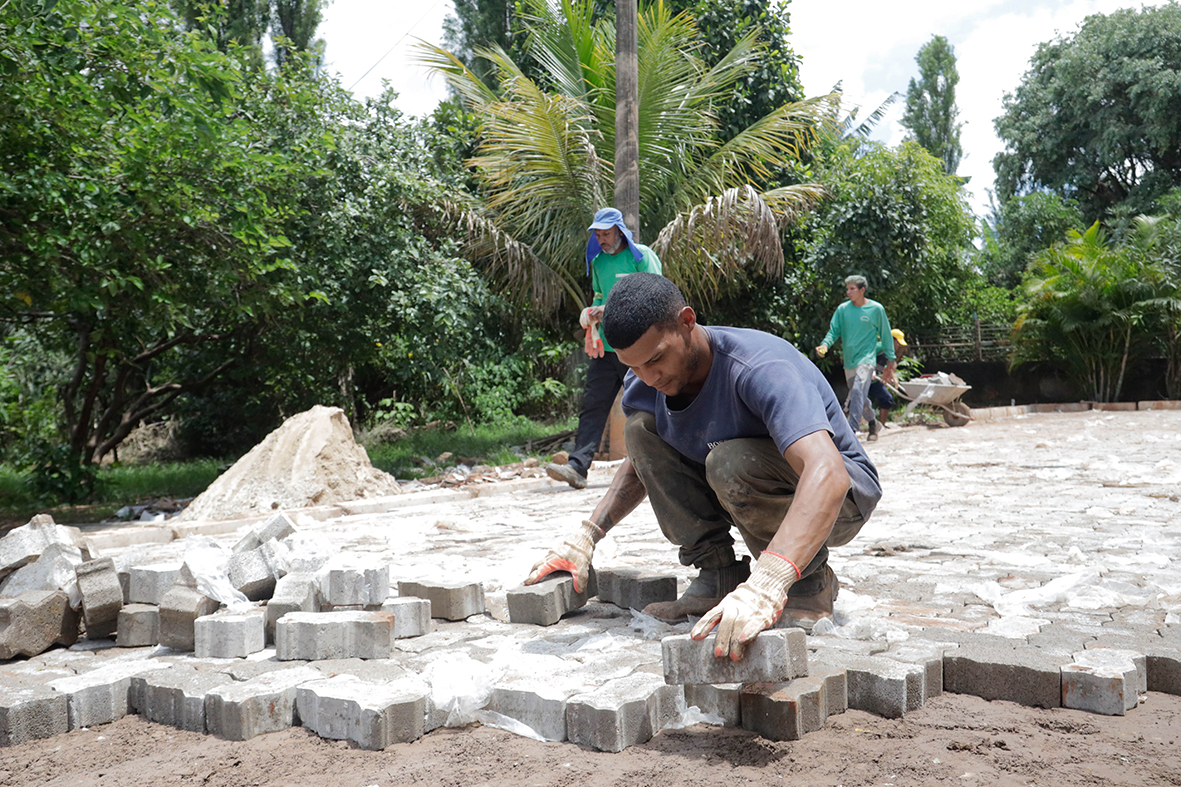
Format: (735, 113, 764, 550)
(411, 41, 497, 111)
(653, 185, 785, 303)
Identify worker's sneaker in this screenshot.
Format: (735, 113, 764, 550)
(775, 564, 839, 633)
(867, 420, 882, 441)
(642, 557, 751, 623)
(544, 462, 587, 489)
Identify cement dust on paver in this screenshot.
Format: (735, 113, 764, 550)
(3, 410, 1181, 785)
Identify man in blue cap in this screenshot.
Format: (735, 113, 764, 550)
(546, 207, 664, 489)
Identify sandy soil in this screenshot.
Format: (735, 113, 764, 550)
(2, 692, 1179, 787)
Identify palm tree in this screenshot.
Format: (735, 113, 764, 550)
(415, 0, 834, 314)
(1013, 222, 1161, 402)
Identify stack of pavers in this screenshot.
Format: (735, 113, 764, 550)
(2, 514, 1180, 751)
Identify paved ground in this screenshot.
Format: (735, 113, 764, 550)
(3, 409, 1181, 786)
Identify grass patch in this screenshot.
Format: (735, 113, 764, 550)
(0, 417, 574, 526)
(363, 417, 576, 478)
(1, 459, 226, 528)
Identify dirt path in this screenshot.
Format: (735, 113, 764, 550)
(2, 692, 1179, 787)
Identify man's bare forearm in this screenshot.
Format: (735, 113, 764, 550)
(588, 458, 648, 532)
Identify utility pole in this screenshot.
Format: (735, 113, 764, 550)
(614, 0, 639, 238)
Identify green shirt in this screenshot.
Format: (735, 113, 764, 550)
(591, 242, 662, 352)
(821, 299, 895, 369)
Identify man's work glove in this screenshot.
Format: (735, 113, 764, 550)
(525, 519, 605, 593)
(689, 551, 800, 661)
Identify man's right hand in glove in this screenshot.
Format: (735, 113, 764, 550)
(581, 306, 606, 359)
(525, 519, 604, 593)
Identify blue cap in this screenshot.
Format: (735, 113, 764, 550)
(586, 207, 642, 275)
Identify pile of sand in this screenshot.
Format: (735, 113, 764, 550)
(177, 405, 400, 522)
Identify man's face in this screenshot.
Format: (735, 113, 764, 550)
(594, 226, 623, 254)
(616, 321, 700, 397)
(846, 282, 866, 302)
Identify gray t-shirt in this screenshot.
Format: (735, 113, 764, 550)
(621, 326, 881, 521)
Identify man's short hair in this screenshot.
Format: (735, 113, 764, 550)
(844, 274, 868, 290)
(603, 273, 685, 350)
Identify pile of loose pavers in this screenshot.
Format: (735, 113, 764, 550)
(2, 408, 1181, 755)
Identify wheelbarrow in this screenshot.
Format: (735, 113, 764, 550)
(888, 375, 973, 427)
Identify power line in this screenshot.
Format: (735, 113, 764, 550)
(348, 0, 448, 92)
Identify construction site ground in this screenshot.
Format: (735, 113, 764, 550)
(3, 409, 1181, 787)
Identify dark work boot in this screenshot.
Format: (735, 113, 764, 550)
(776, 564, 839, 633)
(642, 556, 751, 623)
(545, 462, 587, 489)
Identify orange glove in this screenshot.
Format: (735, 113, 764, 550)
(525, 519, 604, 593)
(690, 551, 799, 661)
(584, 323, 604, 358)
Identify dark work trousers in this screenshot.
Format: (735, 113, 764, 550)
(567, 352, 631, 475)
(624, 410, 866, 596)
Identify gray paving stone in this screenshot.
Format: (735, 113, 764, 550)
(811, 650, 923, 719)
(275, 611, 396, 661)
(683, 683, 741, 727)
(566, 673, 682, 752)
(256, 512, 297, 544)
(128, 564, 181, 606)
(662, 629, 808, 686)
(48, 660, 170, 729)
(379, 596, 431, 638)
(1142, 644, 1181, 695)
(506, 574, 590, 626)
(886, 641, 957, 699)
(195, 608, 266, 659)
(204, 666, 321, 740)
(228, 549, 278, 601)
(265, 573, 322, 643)
(76, 558, 123, 639)
(0, 589, 79, 659)
(487, 672, 588, 741)
(806, 635, 890, 656)
(131, 666, 234, 732)
(297, 674, 429, 749)
(1075, 647, 1146, 694)
(323, 565, 390, 607)
(0, 542, 83, 600)
(0, 515, 61, 581)
(595, 568, 677, 612)
(740, 677, 825, 741)
(1062, 652, 1138, 716)
(117, 570, 130, 606)
(944, 645, 1068, 709)
(158, 585, 220, 652)
(398, 580, 485, 621)
(0, 685, 68, 746)
(117, 604, 160, 648)
(308, 658, 408, 683)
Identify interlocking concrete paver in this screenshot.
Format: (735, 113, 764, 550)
(506, 574, 590, 626)
(75, 558, 123, 639)
(195, 608, 266, 659)
(398, 580, 485, 621)
(297, 674, 429, 749)
(595, 568, 677, 612)
(0, 685, 67, 746)
(944, 646, 1068, 709)
(16, 410, 1179, 752)
(565, 672, 682, 752)
(662, 629, 808, 685)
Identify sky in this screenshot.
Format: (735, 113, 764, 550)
(317, 0, 1170, 219)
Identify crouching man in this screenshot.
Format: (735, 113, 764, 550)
(526, 273, 882, 660)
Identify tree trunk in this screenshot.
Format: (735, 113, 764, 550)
(614, 0, 639, 238)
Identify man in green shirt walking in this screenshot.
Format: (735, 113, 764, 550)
(816, 275, 897, 440)
(546, 207, 663, 488)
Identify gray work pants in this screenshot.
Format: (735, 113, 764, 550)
(844, 364, 876, 433)
(624, 411, 865, 596)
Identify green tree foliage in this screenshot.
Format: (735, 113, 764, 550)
(170, 0, 271, 68)
(0, 0, 323, 478)
(418, 0, 833, 315)
(977, 192, 1085, 289)
(795, 142, 976, 337)
(1013, 223, 1163, 402)
(667, 0, 803, 145)
(993, 4, 1181, 224)
(901, 35, 963, 177)
(271, 0, 328, 67)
